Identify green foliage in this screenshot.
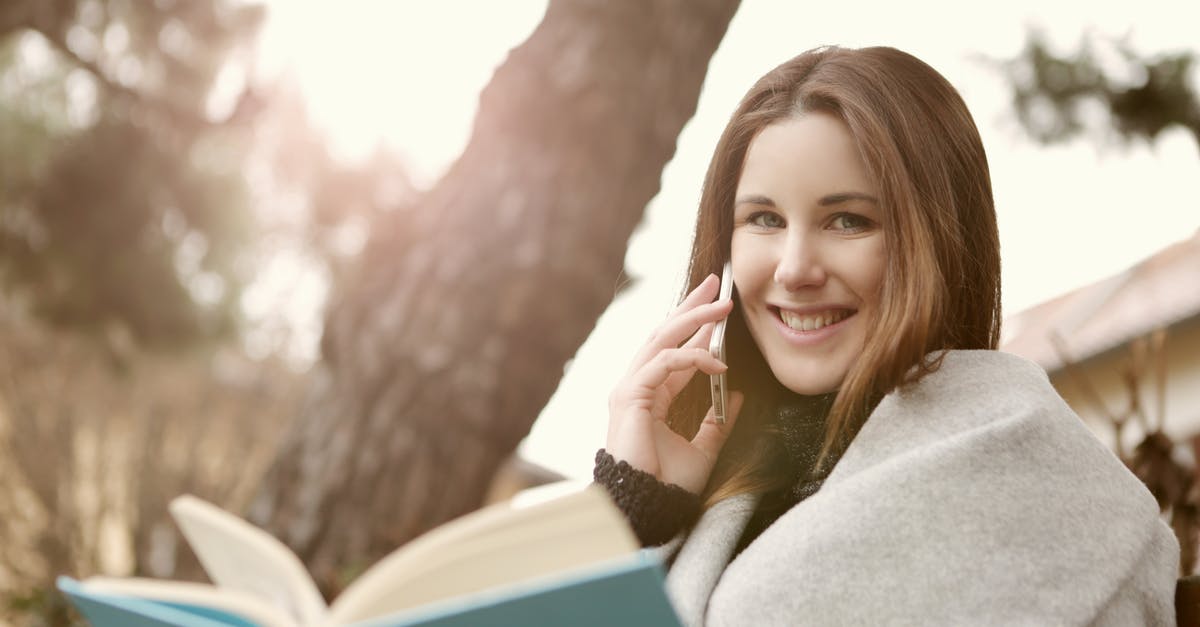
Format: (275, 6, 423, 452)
(1000, 32, 1200, 149)
(0, 0, 264, 348)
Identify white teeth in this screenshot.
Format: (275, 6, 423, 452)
(779, 309, 849, 332)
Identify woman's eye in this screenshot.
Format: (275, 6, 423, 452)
(830, 213, 873, 232)
(747, 211, 785, 228)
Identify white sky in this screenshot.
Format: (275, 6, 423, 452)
(260, 1, 1200, 479)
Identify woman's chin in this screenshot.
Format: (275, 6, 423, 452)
(773, 371, 842, 396)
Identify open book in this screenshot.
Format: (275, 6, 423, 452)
(58, 483, 682, 626)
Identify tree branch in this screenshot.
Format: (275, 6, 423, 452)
(32, 25, 264, 132)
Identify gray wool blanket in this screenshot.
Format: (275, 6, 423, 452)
(661, 350, 1179, 626)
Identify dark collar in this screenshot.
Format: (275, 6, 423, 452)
(770, 392, 836, 477)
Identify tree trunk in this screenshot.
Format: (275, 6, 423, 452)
(249, 0, 740, 593)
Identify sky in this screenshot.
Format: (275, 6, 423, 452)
(259, 1, 1200, 479)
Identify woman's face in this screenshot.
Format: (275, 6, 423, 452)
(731, 112, 886, 395)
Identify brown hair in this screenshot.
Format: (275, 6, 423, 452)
(667, 46, 1002, 505)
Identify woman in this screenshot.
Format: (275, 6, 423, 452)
(595, 46, 1178, 625)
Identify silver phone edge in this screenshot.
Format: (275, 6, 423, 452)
(710, 261, 733, 424)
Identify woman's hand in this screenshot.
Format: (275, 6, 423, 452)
(606, 273, 745, 494)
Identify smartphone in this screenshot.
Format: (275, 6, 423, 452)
(709, 260, 734, 424)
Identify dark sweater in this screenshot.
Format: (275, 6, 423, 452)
(593, 395, 835, 553)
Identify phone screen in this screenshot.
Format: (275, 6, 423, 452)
(709, 261, 733, 423)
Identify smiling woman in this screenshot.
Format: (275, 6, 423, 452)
(594, 45, 1179, 626)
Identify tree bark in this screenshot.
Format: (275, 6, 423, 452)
(249, 0, 741, 592)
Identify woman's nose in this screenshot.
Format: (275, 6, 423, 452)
(773, 233, 827, 290)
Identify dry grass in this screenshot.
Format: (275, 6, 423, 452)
(0, 307, 304, 626)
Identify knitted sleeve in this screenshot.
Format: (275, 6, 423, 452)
(592, 449, 703, 546)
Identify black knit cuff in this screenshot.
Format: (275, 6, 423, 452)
(592, 449, 703, 546)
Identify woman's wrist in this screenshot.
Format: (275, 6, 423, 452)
(593, 449, 703, 546)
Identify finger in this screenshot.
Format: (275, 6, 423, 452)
(661, 294, 733, 350)
(627, 298, 733, 374)
(633, 347, 727, 395)
(668, 273, 721, 320)
(626, 275, 721, 374)
(660, 322, 715, 399)
(680, 319, 716, 351)
(690, 391, 745, 465)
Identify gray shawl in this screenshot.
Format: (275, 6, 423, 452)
(661, 350, 1179, 626)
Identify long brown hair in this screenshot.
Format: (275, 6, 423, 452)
(667, 46, 1002, 505)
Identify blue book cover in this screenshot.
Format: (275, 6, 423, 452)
(359, 551, 681, 627)
(57, 577, 253, 627)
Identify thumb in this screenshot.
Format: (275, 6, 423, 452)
(690, 391, 745, 464)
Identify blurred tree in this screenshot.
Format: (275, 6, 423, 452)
(0, 3, 404, 624)
(999, 32, 1200, 152)
(250, 0, 742, 593)
(0, 0, 265, 349)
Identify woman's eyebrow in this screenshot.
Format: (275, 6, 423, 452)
(819, 192, 878, 206)
(733, 193, 775, 206)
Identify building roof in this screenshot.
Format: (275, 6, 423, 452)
(1001, 229, 1200, 372)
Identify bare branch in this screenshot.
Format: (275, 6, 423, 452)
(1126, 336, 1152, 434)
(1050, 331, 1131, 458)
(1152, 327, 1170, 432)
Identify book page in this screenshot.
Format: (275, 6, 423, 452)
(328, 483, 639, 624)
(170, 495, 328, 626)
(79, 577, 296, 627)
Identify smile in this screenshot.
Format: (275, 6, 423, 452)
(774, 307, 855, 332)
